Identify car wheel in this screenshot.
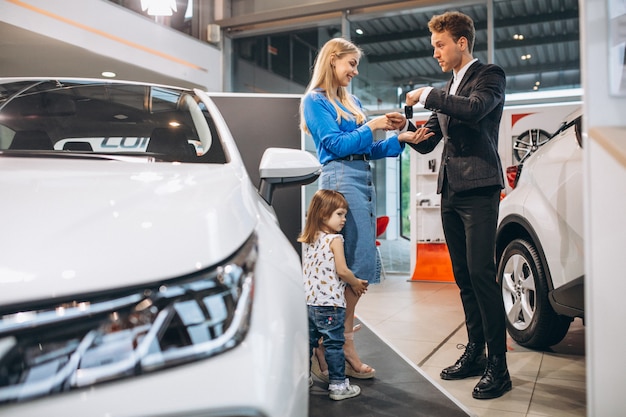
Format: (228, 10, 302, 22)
(513, 128, 551, 162)
(498, 239, 571, 348)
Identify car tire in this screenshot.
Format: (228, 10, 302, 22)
(498, 238, 571, 348)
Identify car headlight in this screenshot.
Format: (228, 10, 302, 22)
(0, 234, 257, 404)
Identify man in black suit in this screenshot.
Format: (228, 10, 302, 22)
(398, 11, 511, 399)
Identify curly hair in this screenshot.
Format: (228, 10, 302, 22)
(428, 11, 475, 53)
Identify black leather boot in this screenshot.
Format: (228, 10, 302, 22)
(472, 353, 512, 399)
(440, 342, 487, 380)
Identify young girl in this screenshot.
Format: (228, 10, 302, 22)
(300, 37, 417, 379)
(299, 189, 369, 401)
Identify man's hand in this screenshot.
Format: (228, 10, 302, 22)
(406, 87, 428, 106)
(398, 126, 435, 145)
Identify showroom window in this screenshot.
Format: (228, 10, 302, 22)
(492, 0, 580, 92)
(224, 0, 581, 249)
(229, 1, 580, 100)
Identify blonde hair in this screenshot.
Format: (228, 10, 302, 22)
(298, 189, 349, 244)
(300, 38, 367, 134)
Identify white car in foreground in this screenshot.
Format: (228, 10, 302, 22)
(0, 78, 319, 416)
(496, 107, 584, 349)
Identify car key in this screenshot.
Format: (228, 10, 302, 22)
(404, 105, 413, 120)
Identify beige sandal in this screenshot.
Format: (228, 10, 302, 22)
(310, 349, 329, 383)
(343, 332, 376, 379)
(345, 360, 376, 379)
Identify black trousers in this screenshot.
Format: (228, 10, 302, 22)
(441, 182, 507, 355)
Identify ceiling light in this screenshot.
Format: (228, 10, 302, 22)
(356, 28, 364, 35)
(141, 0, 177, 16)
(513, 34, 524, 40)
(521, 54, 532, 60)
(102, 71, 116, 78)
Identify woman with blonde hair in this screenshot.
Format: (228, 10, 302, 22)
(300, 37, 416, 380)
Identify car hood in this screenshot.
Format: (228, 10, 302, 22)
(0, 157, 258, 305)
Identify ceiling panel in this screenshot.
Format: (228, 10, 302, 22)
(348, 0, 580, 95)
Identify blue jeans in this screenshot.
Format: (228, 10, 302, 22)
(320, 159, 378, 283)
(308, 305, 346, 384)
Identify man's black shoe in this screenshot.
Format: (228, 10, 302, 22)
(472, 353, 512, 399)
(440, 343, 487, 380)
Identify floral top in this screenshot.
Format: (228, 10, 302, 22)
(302, 232, 346, 308)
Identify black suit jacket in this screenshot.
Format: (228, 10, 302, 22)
(409, 60, 506, 194)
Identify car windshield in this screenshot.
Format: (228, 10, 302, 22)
(0, 79, 227, 163)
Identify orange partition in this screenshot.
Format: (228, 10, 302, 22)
(410, 243, 455, 282)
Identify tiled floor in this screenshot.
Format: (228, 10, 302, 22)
(358, 239, 586, 417)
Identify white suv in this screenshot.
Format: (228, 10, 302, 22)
(496, 107, 584, 348)
(0, 78, 319, 416)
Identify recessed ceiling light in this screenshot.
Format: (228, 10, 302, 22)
(356, 28, 364, 35)
(102, 71, 117, 78)
(513, 34, 524, 40)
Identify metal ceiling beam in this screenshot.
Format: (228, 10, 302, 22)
(498, 59, 581, 76)
(366, 33, 579, 63)
(391, 59, 581, 85)
(355, 9, 579, 45)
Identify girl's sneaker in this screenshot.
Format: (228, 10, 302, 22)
(328, 379, 361, 401)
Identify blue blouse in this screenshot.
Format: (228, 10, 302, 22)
(302, 90, 405, 165)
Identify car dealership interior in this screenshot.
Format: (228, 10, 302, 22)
(1, 1, 625, 416)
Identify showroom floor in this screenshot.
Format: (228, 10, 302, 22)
(352, 239, 586, 417)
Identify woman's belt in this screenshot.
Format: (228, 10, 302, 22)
(336, 154, 369, 161)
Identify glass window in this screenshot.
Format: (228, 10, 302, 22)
(0, 80, 226, 164)
(493, 0, 580, 92)
(227, 0, 581, 246)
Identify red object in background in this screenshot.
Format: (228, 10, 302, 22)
(375, 216, 390, 280)
(410, 243, 455, 282)
(506, 165, 522, 189)
(376, 216, 389, 246)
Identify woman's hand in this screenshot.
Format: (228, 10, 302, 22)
(399, 126, 435, 145)
(385, 112, 406, 130)
(366, 115, 394, 132)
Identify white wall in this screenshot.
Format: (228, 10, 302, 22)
(233, 59, 305, 93)
(580, 1, 626, 416)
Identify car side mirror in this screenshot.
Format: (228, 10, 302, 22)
(258, 147, 321, 204)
